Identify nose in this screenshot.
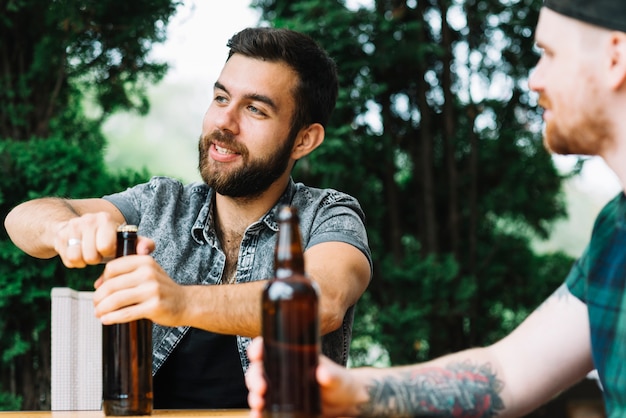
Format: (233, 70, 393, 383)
(203, 102, 239, 136)
(527, 62, 543, 93)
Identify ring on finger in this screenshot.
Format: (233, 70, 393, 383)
(67, 238, 82, 247)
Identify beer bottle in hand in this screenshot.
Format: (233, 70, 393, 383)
(261, 206, 321, 418)
(102, 225, 153, 416)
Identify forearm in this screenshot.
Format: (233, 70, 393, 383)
(306, 242, 371, 335)
(183, 281, 266, 337)
(354, 348, 511, 418)
(4, 197, 78, 258)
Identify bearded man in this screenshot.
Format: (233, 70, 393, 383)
(4, 27, 372, 409)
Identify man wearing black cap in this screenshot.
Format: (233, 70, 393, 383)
(245, 2, 626, 417)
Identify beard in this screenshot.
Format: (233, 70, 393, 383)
(540, 91, 612, 157)
(198, 129, 295, 199)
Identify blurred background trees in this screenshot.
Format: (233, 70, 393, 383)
(0, 0, 584, 411)
(0, 0, 179, 409)
(251, 0, 573, 366)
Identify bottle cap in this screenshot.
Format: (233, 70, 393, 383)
(117, 224, 138, 233)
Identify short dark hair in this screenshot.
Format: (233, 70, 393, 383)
(226, 27, 338, 135)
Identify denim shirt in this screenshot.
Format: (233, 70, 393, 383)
(103, 176, 372, 375)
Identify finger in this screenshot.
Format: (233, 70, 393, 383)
(247, 391, 265, 414)
(93, 222, 118, 261)
(245, 362, 267, 393)
(63, 236, 87, 268)
(94, 257, 157, 321)
(247, 337, 264, 361)
(54, 216, 116, 267)
(245, 363, 267, 413)
(101, 256, 147, 282)
(99, 303, 144, 324)
(53, 220, 83, 268)
(136, 237, 156, 255)
(94, 282, 147, 323)
(94, 258, 144, 307)
(81, 227, 103, 264)
(317, 355, 336, 379)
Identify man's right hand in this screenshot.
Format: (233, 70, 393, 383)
(54, 212, 121, 268)
(4, 197, 130, 264)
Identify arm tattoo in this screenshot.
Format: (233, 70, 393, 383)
(359, 361, 505, 417)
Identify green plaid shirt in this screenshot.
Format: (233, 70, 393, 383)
(566, 191, 626, 417)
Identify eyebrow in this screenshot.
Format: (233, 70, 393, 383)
(214, 81, 278, 113)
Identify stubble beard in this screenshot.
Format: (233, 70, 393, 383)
(541, 92, 612, 157)
(198, 129, 295, 199)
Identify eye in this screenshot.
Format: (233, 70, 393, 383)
(214, 94, 228, 104)
(247, 104, 267, 117)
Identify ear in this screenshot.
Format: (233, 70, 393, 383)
(607, 31, 626, 90)
(291, 123, 325, 160)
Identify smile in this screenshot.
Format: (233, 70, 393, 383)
(215, 144, 237, 155)
(209, 142, 241, 163)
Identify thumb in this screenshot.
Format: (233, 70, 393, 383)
(137, 236, 155, 255)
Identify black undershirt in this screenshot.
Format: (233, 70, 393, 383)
(152, 328, 247, 409)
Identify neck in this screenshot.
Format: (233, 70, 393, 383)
(214, 174, 291, 236)
(600, 96, 626, 194)
(600, 134, 626, 195)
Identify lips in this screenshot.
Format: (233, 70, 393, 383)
(215, 144, 237, 155)
(536, 95, 552, 122)
(209, 142, 240, 163)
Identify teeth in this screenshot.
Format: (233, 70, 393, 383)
(215, 145, 235, 155)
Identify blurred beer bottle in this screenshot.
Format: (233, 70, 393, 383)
(102, 224, 153, 416)
(262, 206, 321, 418)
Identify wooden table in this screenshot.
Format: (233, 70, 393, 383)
(0, 410, 249, 417)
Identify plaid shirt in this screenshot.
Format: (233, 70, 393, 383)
(566, 191, 626, 417)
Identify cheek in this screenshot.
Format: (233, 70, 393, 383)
(201, 106, 217, 134)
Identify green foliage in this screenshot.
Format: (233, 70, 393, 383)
(0, 0, 177, 409)
(0, 0, 181, 141)
(0, 134, 150, 410)
(253, 0, 576, 365)
(0, 390, 22, 411)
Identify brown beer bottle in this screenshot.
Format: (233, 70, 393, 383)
(102, 225, 153, 416)
(261, 206, 321, 418)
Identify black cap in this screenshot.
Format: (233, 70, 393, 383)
(544, 0, 626, 33)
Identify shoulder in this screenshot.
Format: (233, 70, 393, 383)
(147, 176, 208, 195)
(592, 191, 625, 231)
(103, 177, 211, 225)
(114, 176, 210, 201)
(290, 182, 364, 215)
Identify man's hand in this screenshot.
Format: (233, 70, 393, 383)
(93, 253, 187, 327)
(245, 337, 368, 418)
(53, 212, 122, 267)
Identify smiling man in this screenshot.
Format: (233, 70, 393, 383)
(243, 1, 626, 417)
(4, 27, 372, 409)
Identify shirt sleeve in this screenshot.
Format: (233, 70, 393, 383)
(102, 184, 148, 226)
(296, 189, 373, 277)
(565, 247, 588, 303)
(564, 192, 625, 304)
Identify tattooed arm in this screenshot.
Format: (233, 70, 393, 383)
(356, 356, 504, 417)
(246, 284, 594, 417)
(348, 284, 593, 417)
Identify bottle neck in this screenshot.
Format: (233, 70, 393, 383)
(116, 231, 138, 257)
(274, 206, 305, 277)
(275, 267, 304, 280)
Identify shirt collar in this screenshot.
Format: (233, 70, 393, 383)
(191, 178, 297, 244)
